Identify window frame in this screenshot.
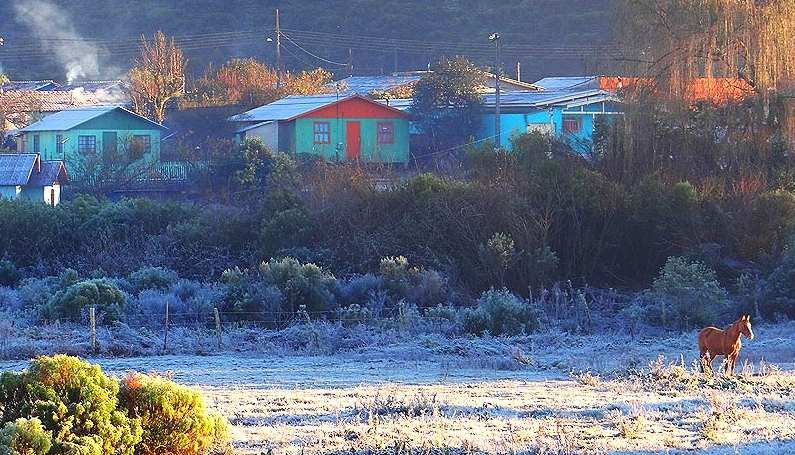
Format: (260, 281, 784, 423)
(55, 134, 63, 157)
(562, 117, 582, 134)
(377, 122, 395, 145)
(313, 121, 331, 144)
(130, 135, 152, 160)
(77, 135, 97, 155)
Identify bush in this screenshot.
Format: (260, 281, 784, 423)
(0, 261, 19, 288)
(118, 373, 228, 455)
(645, 256, 729, 329)
(259, 258, 336, 314)
(379, 257, 448, 307)
(0, 355, 142, 455)
(0, 418, 52, 455)
(463, 288, 541, 336)
(128, 267, 178, 292)
(46, 279, 126, 322)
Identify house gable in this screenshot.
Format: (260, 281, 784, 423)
(74, 109, 165, 132)
(297, 97, 408, 120)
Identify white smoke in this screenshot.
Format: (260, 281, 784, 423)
(13, 0, 106, 83)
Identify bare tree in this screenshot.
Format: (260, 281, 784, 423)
(129, 31, 186, 124)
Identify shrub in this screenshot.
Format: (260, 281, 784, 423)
(118, 373, 228, 455)
(463, 288, 541, 336)
(646, 256, 729, 329)
(0, 418, 52, 455)
(128, 267, 178, 292)
(0, 261, 19, 288)
(259, 257, 336, 314)
(219, 268, 284, 320)
(46, 279, 126, 322)
(336, 274, 384, 307)
(0, 355, 142, 455)
(379, 257, 448, 307)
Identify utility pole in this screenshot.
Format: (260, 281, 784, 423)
(489, 33, 502, 149)
(347, 48, 353, 76)
(275, 9, 282, 89)
(516, 61, 521, 82)
(393, 39, 398, 74)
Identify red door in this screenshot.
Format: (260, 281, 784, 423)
(346, 121, 361, 161)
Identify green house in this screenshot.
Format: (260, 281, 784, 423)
(229, 94, 410, 163)
(18, 107, 167, 179)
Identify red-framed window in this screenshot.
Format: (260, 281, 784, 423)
(563, 118, 582, 134)
(313, 122, 331, 144)
(377, 122, 394, 144)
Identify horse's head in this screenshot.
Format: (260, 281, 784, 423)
(739, 314, 754, 340)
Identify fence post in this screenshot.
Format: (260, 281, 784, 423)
(214, 307, 222, 349)
(163, 300, 169, 352)
(89, 306, 97, 353)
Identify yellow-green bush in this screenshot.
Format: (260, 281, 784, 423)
(0, 418, 52, 455)
(118, 373, 228, 455)
(0, 355, 142, 455)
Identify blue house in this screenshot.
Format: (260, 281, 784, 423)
(478, 88, 623, 154)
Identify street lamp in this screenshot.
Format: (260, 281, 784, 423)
(489, 33, 501, 149)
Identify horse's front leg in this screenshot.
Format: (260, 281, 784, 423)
(725, 354, 737, 377)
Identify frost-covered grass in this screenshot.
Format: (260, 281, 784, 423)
(0, 322, 793, 454)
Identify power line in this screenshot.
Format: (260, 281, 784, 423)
(281, 32, 348, 67)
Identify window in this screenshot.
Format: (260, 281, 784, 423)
(563, 118, 582, 134)
(33, 135, 40, 154)
(130, 135, 151, 160)
(78, 135, 96, 154)
(55, 135, 63, 157)
(313, 122, 330, 144)
(377, 122, 395, 144)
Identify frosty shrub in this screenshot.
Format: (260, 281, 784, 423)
(118, 373, 229, 455)
(336, 304, 370, 327)
(0, 355, 142, 455)
(379, 257, 448, 307)
(259, 258, 336, 313)
(45, 279, 126, 322)
(0, 418, 52, 455)
(0, 261, 19, 287)
(220, 267, 284, 320)
(128, 267, 178, 292)
(646, 256, 728, 329)
(463, 288, 541, 336)
(336, 274, 384, 307)
(0, 288, 21, 315)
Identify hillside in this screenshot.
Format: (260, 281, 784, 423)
(0, 0, 612, 83)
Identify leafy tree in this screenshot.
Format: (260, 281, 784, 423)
(129, 31, 186, 123)
(410, 57, 486, 153)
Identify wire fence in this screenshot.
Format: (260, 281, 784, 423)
(73, 304, 457, 353)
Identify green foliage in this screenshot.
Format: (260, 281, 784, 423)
(118, 373, 228, 455)
(379, 257, 448, 307)
(463, 288, 541, 336)
(0, 355, 142, 455)
(478, 233, 515, 286)
(0, 418, 52, 455)
(46, 279, 126, 322)
(0, 261, 19, 287)
(646, 257, 729, 329)
(128, 267, 178, 292)
(410, 57, 485, 151)
(259, 258, 336, 314)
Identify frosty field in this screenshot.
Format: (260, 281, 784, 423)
(1, 323, 794, 454)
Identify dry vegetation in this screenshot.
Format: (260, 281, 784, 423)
(2, 323, 792, 454)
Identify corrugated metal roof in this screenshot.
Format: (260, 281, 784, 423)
(28, 161, 69, 186)
(54, 80, 125, 92)
(229, 95, 345, 122)
(235, 121, 274, 133)
(0, 154, 37, 186)
(0, 80, 58, 91)
(229, 94, 407, 122)
(532, 77, 600, 91)
(481, 89, 613, 108)
(21, 107, 165, 132)
(329, 75, 422, 95)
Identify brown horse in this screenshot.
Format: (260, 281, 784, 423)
(698, 314, 754, 376)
